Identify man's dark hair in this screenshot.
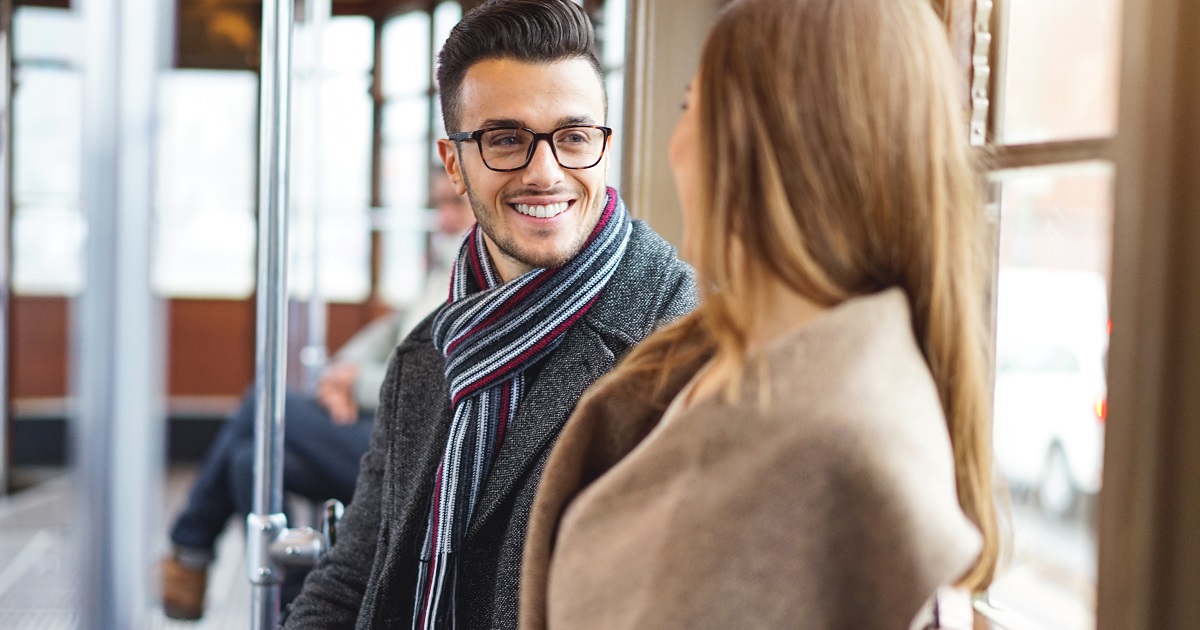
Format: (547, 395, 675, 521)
(436, 0, 607, 134)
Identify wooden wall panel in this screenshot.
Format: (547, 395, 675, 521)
(9, 296, 388, 402)
(327, 301, 386, 355)
(11, 296, 68, 399)
(167, 298, 257, 397)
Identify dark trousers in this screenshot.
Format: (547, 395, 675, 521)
(169, 390, 373, 553)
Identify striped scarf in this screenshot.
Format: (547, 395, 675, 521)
(413, 188, 632, 629)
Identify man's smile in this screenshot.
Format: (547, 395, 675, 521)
(509, 197, 576, 220)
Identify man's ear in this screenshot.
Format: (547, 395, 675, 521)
(438, 139, 468, 196)
(603, 133, 614, 182)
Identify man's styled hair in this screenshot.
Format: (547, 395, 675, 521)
(436, 0, 606, 134)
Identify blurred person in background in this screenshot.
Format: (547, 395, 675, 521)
(160, 174, 473, 621)
(520, 0, 1001, 628)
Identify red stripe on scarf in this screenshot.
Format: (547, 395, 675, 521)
(468, 230, 488, 291)
(447, 190, 618, 356)
(496, 380, 511, 451)
(450, 294, 601, 407)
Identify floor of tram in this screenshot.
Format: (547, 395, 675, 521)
(0, 465, 253, 629)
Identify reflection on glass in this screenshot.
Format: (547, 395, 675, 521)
(1000, 0, 1123, 143)
(988, 162, 1113, 630)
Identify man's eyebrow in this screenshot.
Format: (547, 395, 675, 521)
(556, 115, 597, 128)
(477, 118, 524, 129)
(474, 115, 599, 131)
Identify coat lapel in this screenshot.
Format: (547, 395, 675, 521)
(465, 325, 615, 539)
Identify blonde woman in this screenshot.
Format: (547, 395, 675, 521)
(520, 0, 1001, 628)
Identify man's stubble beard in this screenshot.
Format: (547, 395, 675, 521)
(462, 174, 603, 272)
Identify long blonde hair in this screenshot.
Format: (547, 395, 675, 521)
(622, 0, 1000, 589)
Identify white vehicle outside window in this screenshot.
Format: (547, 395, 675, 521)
(992, 268, 1108, 518)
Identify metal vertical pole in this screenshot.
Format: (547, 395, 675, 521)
(0, 0, 13, 497)
(248, 0, 294, 625)
(300, 0, 331, 392)
(75, 0, 169, 625)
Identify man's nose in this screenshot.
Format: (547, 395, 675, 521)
(521, 138, 565, 188)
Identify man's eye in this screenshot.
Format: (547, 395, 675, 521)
(486, 133, 522, 148)
(560, 133, 588, 144)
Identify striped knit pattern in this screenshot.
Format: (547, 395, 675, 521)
(413, 188, 632, 629)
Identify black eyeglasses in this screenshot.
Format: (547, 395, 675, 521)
(448, 125, 613, 172)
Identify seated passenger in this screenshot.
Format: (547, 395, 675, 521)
(160, 176, 473, 621)
(520, 0, 1001, 628)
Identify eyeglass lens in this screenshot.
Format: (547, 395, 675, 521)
(479, 127, 606, 170)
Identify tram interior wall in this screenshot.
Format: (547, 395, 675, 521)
(8, 295, 390, 468)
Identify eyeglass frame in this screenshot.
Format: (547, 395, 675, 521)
(448, 124, 613, 173)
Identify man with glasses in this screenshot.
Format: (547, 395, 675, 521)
(285, 1, 696, 628)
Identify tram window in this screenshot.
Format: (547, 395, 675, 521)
(966, 0, 1125, 620)
(378, 9, 436, 307)
(433, 0, 461, 76)
(13, 7, 83, 296)
(14, 5, 79, 61)
(987, 163, 1113, 630)
(288, 16, 374, 303)
(154, 70, 258, 298)
(599, 0, 626, 189)
(999, 0, 1122, 144)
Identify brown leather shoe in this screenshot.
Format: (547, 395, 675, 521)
(161, 556, 207, 620)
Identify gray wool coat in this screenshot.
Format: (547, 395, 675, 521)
(283, 221, 697, 629)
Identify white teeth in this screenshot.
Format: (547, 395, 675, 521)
(515, 202, 569, 218)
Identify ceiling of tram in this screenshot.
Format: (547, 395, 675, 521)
(15, 0, 440, 12)
(172, 0, 437, 69)
(14, 0, 604, 69)
(15, 1, 485, 68)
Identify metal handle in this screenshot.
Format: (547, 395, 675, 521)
(321, 499, 345, 551)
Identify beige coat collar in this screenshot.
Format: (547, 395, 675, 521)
(522, 288, 982, 629)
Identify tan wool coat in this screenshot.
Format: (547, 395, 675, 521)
(520, 289, 982, 630)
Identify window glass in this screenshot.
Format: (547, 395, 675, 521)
(289, 16, 374, 303)
(12, 8, 84, 295)
(13, 6, 80, 62)
(323, 17, 374, 75)
(379, 9, 440, 309)
(999, 0, 1123, 143)
(381, 98, 431, 210)
(432, 1, 462, 79)
(382, 12, 431, 98)
(153, 70, 258, 298)
(599, 0, 626, 188)
(379, 207, 429, 308)
(988, 162, 1113, 630)
(604, 68, 624, 189)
